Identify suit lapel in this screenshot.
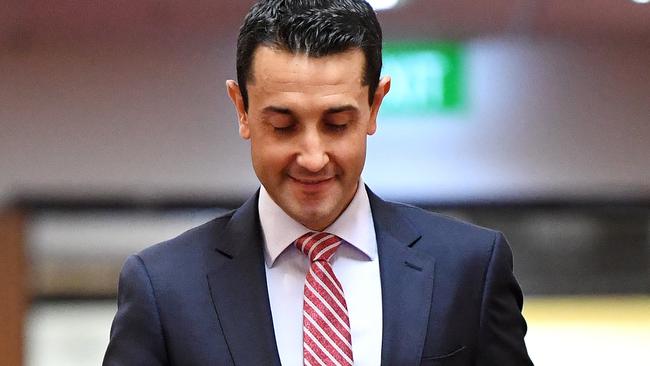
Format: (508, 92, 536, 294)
(368, 189, 436, 366)
(204, 192, 281, 366)
(203, 187, 435, 365)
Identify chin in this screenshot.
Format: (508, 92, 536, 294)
(288, 203, 332, 228)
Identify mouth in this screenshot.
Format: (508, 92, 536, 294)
(291, 176, 334, 184)
(289, 176, 335, 191)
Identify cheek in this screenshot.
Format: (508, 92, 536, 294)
(250, 137, 293, 177)
(334, 134, 367, 170)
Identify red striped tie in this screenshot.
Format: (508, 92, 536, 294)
(295, 232, 353, 366)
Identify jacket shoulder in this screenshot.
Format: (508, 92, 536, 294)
(387, 202, 499, 238)
(384, 200, 501, 251)
(135, 209, 235, 267)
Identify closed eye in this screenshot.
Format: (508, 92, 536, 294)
(261, 106, 296, 133)
(273, 124, 296, 134)
(324, 109, 358, 132)
(326, 123, 348, 132)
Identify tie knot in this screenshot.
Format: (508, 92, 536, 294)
(294, 232, 342, 262)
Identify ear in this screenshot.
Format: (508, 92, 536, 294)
(226, 80, 250, 139)
(367, 76, 391, 135)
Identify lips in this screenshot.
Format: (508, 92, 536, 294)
(291, 177, 334, 185)
(291, 176, 334, 185)
(289, 176, 336, 194)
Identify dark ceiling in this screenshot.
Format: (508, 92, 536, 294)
(1, 0, 650, 49)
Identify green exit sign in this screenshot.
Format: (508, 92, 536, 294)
(381, 42, 465, 115)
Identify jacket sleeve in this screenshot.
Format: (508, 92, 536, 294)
(476, 233, 534, 365)
(103, 255, 169, 366)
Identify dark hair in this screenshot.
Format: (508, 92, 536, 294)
(236, 0, 383, 110)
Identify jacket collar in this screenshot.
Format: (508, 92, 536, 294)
(205, 187, 435, 365)
(368, 188, 436, 366)
(205, 191, 282, 366)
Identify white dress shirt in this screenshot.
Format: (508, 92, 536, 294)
(259, 180, 383, 366)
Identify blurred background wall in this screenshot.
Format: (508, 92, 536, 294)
(1, 0, 649, 365)
(2, 32, 650, 203)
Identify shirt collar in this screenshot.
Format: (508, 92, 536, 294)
(258, 179, 377, 267)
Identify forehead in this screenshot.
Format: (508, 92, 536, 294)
(248, 46, 366, 97)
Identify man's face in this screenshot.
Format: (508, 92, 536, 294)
(227, 46, 390, 231)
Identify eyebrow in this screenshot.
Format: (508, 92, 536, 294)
(261, 106, 293, 116)
(325, 105, 359, 115)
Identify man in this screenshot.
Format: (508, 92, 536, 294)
(104, 0, 533, 365)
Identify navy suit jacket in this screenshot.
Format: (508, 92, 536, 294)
(104, 188, 533, 365)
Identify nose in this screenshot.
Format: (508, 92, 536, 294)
(296, 130, 330, 172)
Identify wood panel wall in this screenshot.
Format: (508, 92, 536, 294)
(0, 209, 27, 366)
